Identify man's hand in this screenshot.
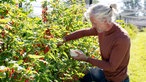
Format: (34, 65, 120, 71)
(57, 38, 66, 47)
(71, 50, 88, 61)
(57, 41, 64, 47)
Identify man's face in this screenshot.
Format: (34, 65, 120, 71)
(90, 15, 107, 33)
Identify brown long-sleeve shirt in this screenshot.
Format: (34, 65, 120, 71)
(64, 23, 131, 82)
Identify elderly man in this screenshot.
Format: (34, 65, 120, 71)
(58, 4, 131, 82)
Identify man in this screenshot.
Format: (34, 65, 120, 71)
(58, 4, 130, 82)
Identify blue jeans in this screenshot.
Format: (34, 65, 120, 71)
(79, 67, 130, 82)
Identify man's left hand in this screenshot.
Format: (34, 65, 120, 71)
(71, 50, 88, 61)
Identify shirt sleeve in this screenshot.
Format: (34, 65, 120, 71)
(64, 27, 98, 42)
(87, 37, 130, 72)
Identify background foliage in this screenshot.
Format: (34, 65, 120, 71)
(0, 0, 138, 82)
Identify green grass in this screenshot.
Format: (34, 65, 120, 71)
(128, 31, 146, 82)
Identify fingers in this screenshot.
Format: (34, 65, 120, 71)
(72, 55, 80, 60)
(74, 51, 81, 55)
(72, 56, 77, 59)
(57, 42, 63, 47)
(71, 51, 80, 59)
(72, 51, 87, 61)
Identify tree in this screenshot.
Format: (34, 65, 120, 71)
(123, 0, 143, 10)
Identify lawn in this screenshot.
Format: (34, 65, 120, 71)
(129, 31, 146, 82)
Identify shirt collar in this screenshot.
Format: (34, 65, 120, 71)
(104, 24, 117, 36)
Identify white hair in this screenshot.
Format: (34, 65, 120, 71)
(84, 4, 118, 23)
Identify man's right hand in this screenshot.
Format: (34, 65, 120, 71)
(57, 41, 64, 47)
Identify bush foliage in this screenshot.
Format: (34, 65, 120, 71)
(0, 0, 138, 82)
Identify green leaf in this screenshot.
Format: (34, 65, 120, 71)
(48, 53, 56, 60)
(63, 52, 68, 58)
(18, 42, 24, 45)
(0, 72, 6, 78)
(0, 26, 3, 29)
(17, 60, 23, 65)
(28, 54, 44, 59)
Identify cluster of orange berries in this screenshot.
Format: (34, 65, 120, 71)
(42, 7, 48, 23)
(0, 10, 8, 19)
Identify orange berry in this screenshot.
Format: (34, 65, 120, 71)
(44, 45, 50, 54)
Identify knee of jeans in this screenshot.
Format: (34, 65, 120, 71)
(89, 68, 105, 79)
(123, 76, 130, 82)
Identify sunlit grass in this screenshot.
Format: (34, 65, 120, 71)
(128, 31, 146, 82)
